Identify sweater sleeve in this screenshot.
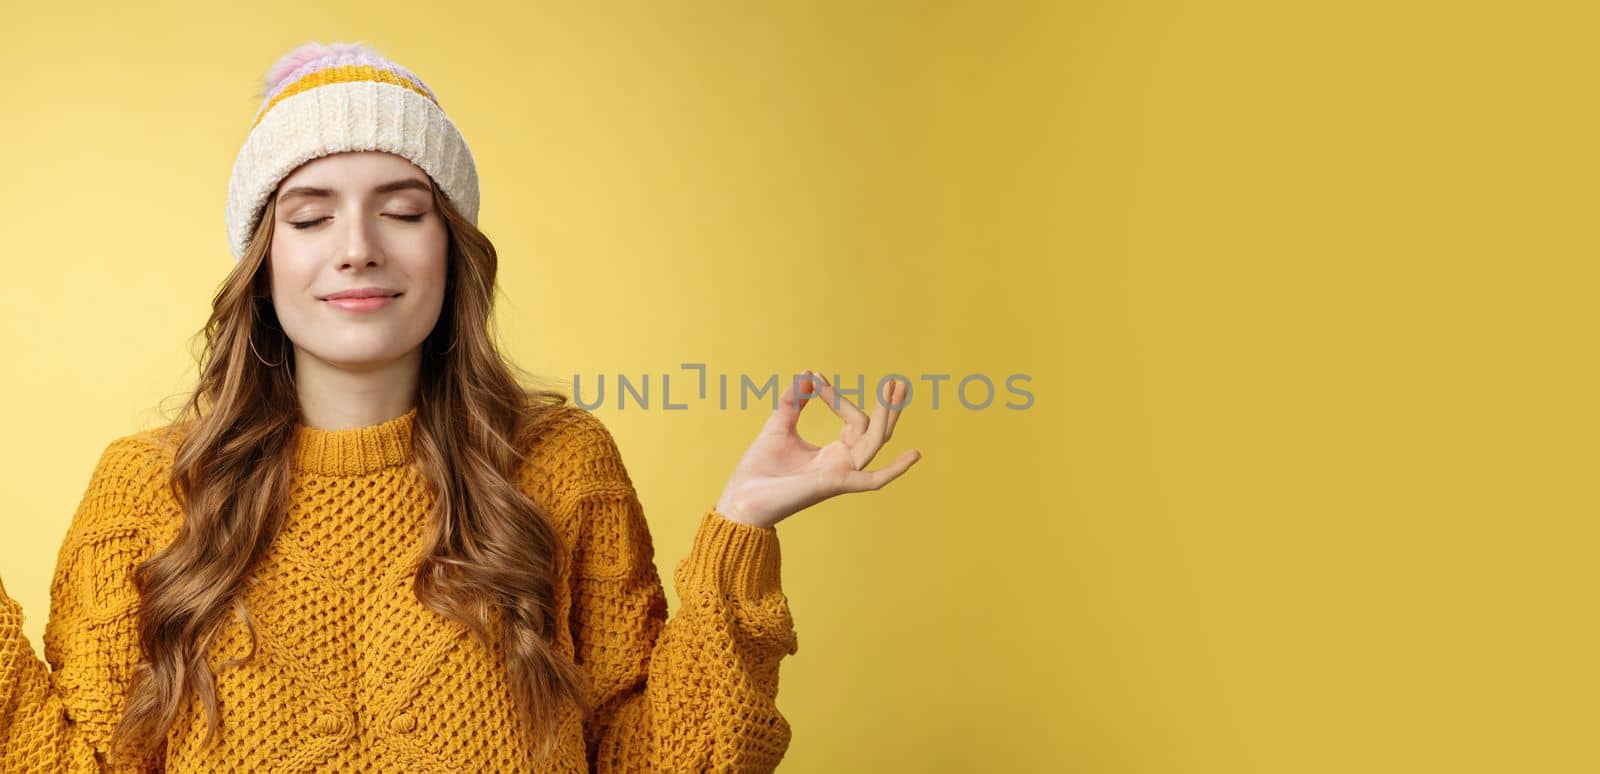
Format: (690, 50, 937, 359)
(0, 437, 167, 772)
(563, 462, 799, 772)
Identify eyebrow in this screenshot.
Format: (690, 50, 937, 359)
(277, 177, 433, 204)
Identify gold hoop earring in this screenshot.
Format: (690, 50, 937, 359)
(249, 330, 282, 367)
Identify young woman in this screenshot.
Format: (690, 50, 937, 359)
(0, 41, 919, 772)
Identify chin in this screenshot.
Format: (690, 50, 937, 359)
(305, 344, 420, 369)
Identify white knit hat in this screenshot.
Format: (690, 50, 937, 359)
(224, 40, 480, 262)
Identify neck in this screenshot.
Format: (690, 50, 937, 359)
(292, 345, 422, 430)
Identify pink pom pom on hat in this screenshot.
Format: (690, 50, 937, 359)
(224, 40, 480, 262)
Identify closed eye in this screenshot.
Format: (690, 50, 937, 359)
(288, 214, 426, 230)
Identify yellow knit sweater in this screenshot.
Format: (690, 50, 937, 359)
(0, 405, 799, 772)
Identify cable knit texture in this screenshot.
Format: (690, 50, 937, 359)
(0, 405, 799, 772)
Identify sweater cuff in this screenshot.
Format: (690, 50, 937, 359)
(677, 508, 783, 603)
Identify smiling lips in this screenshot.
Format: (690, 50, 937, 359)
(322, 287, 402, 313)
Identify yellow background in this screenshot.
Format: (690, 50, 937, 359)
(1, 2, 1594, 771)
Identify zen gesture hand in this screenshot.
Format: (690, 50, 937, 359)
(714, 369, 922, 529)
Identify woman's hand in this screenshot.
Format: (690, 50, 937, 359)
(714, 369, 922, 529)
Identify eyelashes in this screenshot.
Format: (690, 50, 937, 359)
(288, 214, 426, 230)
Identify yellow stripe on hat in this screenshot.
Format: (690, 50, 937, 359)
(252, 64, 438, 129)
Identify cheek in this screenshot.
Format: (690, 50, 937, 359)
(418, 260, 450, 322)
(415, 239, 450, 303)
(391, 252, 449, 332)
(264, 252, 321, 330)
(266, 240, 316, 288)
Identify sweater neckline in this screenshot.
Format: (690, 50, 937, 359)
(292, 406, 418, 476)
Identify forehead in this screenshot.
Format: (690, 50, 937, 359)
(279, 150, 430, 190)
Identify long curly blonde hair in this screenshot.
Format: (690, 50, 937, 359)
(108, 184, 594, 764)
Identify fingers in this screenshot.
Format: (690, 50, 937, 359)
(856, 379, 898, 469)
(880, 379, 906, 440)
(765, 372, 821, 434)
(872, 379, 907, 443)
(837, 449, 922, 493)
(805, 372, 913, 470)
(809, 371, 871, 443)
(853, 377, 909, 471)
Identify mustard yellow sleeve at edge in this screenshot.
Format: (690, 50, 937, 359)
(0, 436, 169, 773)
(547, 407, 800, 772)
(568, 493, 800, 774)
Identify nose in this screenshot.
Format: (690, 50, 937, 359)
(337, 211, 383, 270)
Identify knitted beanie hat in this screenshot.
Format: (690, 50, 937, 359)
(224, 40, 480, 262)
